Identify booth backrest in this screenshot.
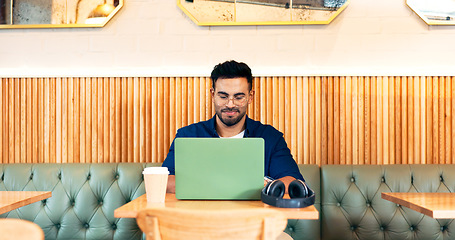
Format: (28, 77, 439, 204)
(285, 164, 321, 240)
(5, 163, 453, 240)
(0, 163, 160, 240)
(0, 163, 320, 240)
(321, 164, 455, 240)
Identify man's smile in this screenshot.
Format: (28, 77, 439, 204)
(222, 109, 239, 117)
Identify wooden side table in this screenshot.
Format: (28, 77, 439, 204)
(0, 191, 52, 215)
(382, 192, 455, 219)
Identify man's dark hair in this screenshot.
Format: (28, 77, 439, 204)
(210, 60, 253, 91)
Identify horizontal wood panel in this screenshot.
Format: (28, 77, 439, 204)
(0, 76, 453, 165)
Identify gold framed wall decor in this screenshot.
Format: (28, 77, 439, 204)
(407, 0, 455, 25)
(177, 0, 349, 25)
(0, 0, 123, 29)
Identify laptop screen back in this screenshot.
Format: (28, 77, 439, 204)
(175, 138, 264, 200)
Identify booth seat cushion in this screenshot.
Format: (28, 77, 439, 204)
(0, 163, 160, 240)
(321, 164, 455, 240)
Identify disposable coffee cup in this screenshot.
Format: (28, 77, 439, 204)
(142, 167, 169, 203)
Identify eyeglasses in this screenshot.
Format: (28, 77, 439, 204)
(216, 94, 248, 106)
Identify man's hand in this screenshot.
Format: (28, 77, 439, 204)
(167, 175, 176, 193)
(264, 176, 274, 186)
(277, 176, 296, 194)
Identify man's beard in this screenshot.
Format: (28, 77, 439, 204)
(215, 107, 246, 127)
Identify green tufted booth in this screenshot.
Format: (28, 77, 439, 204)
(0, 163, 160, 240)
(320, 164, 455, 240)
(1, 163, 454, 240)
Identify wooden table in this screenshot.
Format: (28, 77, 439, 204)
(115, 193, 319, 220)
(382, 192, 455, 219)
(0, 191, 52, 215)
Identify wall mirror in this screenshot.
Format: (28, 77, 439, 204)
(407, 0, 455, 25)
(0, 0, 122, 28)
(177, 0, 349, 25)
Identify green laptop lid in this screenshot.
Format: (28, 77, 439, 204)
(175, 138, 264, 200)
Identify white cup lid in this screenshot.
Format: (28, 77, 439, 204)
(142, 167, 169, 174)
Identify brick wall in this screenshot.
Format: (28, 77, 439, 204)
(0, 0, 454, 77)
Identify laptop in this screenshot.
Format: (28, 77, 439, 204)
(175, 138, 264, 200)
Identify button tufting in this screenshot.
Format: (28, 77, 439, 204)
(56, 223, 61, 229)
(337, 202, 341, 207)
(396, 204, 400, 207)
(410, 226, 414, 231)
(29, 173, 34, 180)
(42, 199, 47, 206)
(288, 227, 294, 232)
(84, 223, 89, 228)
(87, 174, 91, 180)
(115, 174, 119, 180)
(112, 224, 117, 230)
(366, 203, 371, 207)
(350, 226, 356, 231)
(440, 176, 444, 182)
(58, 173, 62, 180)
(380, 226, 384, 231)
(441, 226, 445, 231)
(99, 200, 103, 205)
(71, 201, 75, 207)
(350, 177, 355, 182)
(381, 177, 385, 182)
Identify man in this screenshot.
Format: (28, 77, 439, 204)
(162, 60, 304, 193)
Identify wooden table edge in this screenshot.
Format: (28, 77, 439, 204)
(0, 191, 52, 215)
(381, 192, 434, 218)
(114, 194, 319, 220)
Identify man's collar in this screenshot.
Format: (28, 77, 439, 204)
(244, 116, 253, 137)
(207, 116, 219, 137)
(207, 115, 253, 137)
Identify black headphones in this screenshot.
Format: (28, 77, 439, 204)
(261, 179, 315, 208)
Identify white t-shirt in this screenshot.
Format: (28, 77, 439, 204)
(220, 130, 245, 139)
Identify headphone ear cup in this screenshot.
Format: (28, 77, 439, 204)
(289, 179, 309, 198)
(265, 180, 285, 198)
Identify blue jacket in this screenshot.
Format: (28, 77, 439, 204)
(162, 115, 304, 181)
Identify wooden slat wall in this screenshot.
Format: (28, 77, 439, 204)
(0, 76, 454, 165)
